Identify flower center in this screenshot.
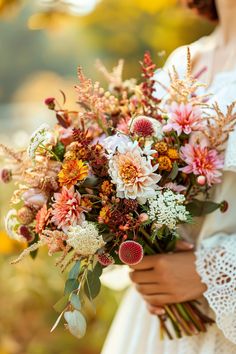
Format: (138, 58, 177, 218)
(119, 162, 139, 183)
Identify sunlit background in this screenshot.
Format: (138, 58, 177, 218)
(0, 1, 214, 353)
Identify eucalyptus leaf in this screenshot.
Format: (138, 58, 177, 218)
(64, 310, 87, 339)
(84, 264, 102, 300)
(53, 295, 69, 313)
(70, 293, 81, 311)
(186, 199, 221, 217)
(168, 161, 179, 180)
(64, 279, 79, 295)
(68, 261, 81, 280)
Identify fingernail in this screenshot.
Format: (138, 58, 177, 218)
(155, 309, 165, 315)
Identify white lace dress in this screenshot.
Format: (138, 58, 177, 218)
(101, 34, 236, 354)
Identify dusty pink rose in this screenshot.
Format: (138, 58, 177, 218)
(163, 102, 203, 136)
(22, 188, 48, 210)
(51, 186, 87, 231)
(180, 143, 224, 186)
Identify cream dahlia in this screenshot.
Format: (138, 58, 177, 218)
(108, 141, 161, 203)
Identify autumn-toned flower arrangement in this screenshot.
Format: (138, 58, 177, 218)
(1, 49, 236, 340)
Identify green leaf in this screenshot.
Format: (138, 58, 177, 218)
(168, 161, 179, 180)
(84, 263, 102, 300)
(64, 279, 79, 295)
(29, 233, 39, 259)
(68, 261, 81, 280)
(64, 310, 87, 339)
(70, 293, 81, 311)
(52, 141, 65, 161)
(186, 199, 221, 217)
(53, 295, 69, 313)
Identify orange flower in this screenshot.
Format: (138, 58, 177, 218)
(98, 205, 111, 224)
(58, 159, 88, 188)
(81, 197, 93, 210)
(158, 156, 172, 171)
(100, 180, 113, 196)
(155, 141, 168, 154)
(167, 148, 179, 160)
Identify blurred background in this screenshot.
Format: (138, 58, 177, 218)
(0, 1, 214, 353)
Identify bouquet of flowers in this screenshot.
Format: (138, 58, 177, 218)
(1, 49, 236, 340)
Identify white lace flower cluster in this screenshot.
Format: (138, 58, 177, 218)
(147, 189, 189, 230)
(66, 221, 105, 256)
(27, 123, 55, 159)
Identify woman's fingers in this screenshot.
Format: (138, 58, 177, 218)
(175, 239, 194, 252)
(143, 294, 173, 306)
(129, 269, 157, 284)
(135, 283, 166, 295)
(147, 304, 165, 316)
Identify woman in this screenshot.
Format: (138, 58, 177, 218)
(102, 1, 236, 353)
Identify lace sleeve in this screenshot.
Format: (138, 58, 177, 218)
(195, 234, 236, 344)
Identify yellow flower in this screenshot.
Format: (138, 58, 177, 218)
(155, 141, 168, 154)
(98, 206, 111, 224)
(100, 180, 113, 196)
(58, 160, 88, 188)
(158, 156, 172, 171)
(167, 148, 179, 160)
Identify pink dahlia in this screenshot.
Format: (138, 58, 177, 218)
(119, 240, 144, 265)
(35, 204, 51, 234)
(163, 102, 203, 136)
(51, 186, 87, 231)
(180, 143, 224, 186)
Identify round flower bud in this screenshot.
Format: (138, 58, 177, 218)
(97, 253, 114, 267)
(17, 206, 35, 225)
(18, 225, 34, 242)
(0, 169, 12, 183)
(138, 213, 149, 223)
(197, 175, 206, 186)
(119, 240, 144, 265)
(220, 200, 229, 213)
(44, 97, 55, 110)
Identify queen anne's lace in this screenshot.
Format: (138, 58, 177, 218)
(195, 234, 236, 344)
(147, 190, 189, 230)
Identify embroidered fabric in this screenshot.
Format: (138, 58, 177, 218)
(195, 234, 236, 345)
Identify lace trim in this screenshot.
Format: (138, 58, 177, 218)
(195, 234, 236, 344)
(224, 130, 236, 172)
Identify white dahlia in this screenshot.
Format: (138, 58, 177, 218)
(108, 141, 161, 204)
(66, 221, 105, 256)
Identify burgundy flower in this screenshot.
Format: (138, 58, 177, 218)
(119, 241, 144, 265)
(44, 97, 55, 110)
(97, 253, 114, 267)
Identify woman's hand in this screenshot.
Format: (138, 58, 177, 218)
(129, 242, 207, 315)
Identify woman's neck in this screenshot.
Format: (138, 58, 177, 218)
(216, 0, 236, 45)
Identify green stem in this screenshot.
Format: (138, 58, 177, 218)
(39, 144, 60, 161)
(170, 305, 193, 336)
(139, 227, 162, 253)
(182, 303, 206, 332)
(164, 306, 182, 339)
